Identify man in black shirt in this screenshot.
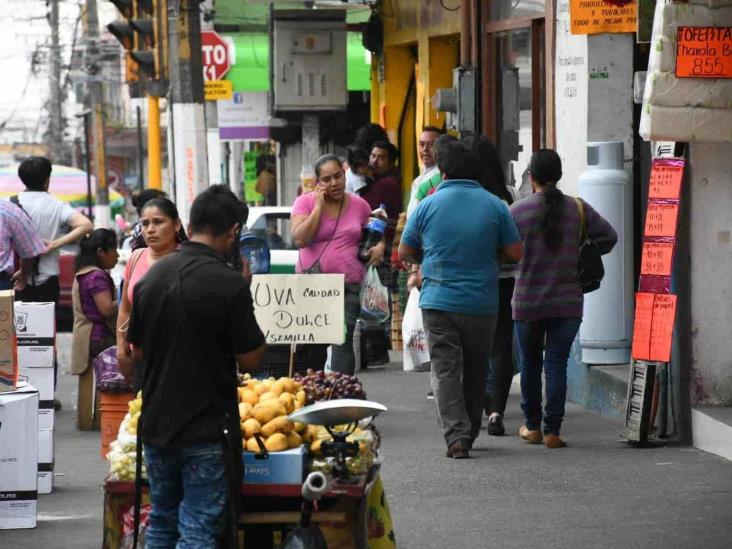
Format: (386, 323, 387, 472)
(128, 185, 266, 547)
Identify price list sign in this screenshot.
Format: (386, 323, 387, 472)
(676, 27, 732, 79)
(632, 293, 677, 362)
(648, 161, 684, 200)
(640, 242, 674, 277)
(644, 203, 679, 238)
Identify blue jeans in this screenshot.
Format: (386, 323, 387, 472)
(516, 317, 582, 436)
(144, 442, 228, 549)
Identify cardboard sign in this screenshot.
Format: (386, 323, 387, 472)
(570, 0, 638, 35)
(632, 293, 677, 362)
(676, 27, 732, 79)
(644, 202, 679, 238)
(641, 241, 674, 277)
(251, 274, 345, 345)
(648, 161, 683, 200)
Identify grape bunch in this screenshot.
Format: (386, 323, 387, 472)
(294, 369, 367, 402)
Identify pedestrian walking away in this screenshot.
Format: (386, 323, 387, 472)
(510, 149, 617, 449)
(463, 135, 521, 437)
(291, 154, 385, 375)
(127, 185, 266, 547)
(0, 198, 45, 292)
(399, 140, 522, 459)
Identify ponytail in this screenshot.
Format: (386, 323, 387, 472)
(528, 149, 565, 251)
(75, 228, 117, 271)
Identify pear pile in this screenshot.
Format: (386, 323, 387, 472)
(238, 375, 319, 453)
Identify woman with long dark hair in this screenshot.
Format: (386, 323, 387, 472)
(510, 149, 617, 448)
(70, 229, 119, 430)
(463, 135, 517, 436)
(117, 198, 185, 383)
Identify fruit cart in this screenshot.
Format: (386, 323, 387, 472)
(102, 375, 395, 549)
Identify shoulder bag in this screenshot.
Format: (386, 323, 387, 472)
(299, 199, 344, 274)
(575, 197, 604, 294)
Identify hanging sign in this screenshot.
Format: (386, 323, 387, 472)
(251, 275, 345, 345)
(631, 293, 677, 362)
(570, 0, 638, 35)
(648, 160, 684, 200)
(640, 241, 674, 277)
(676, 27, 732, 79)
(644, 202, 679, 238)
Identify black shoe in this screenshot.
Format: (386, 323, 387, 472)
(446, 439, 470, 459)
(487, 415, 505, 436)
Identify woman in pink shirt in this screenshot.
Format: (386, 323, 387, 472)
(117, 198, 183, 384)
(291, 155, 385, 374)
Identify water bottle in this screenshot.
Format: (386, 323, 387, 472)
(358, 204, 388, 263)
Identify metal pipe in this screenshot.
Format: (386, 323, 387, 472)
(83, 115, 93, 220)
(136, 106, 145, 189)
(460, 0, 471, 66)
(147, 96, 162, 190)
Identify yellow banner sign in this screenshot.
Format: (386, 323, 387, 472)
(570, 0, 638, 35)
(205, 79, 233, 101)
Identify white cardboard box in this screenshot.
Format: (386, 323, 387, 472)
(0, 290, 17, 393)
(37, 430, 54, 465)
(0, 384, 39, 529)
(38, 404, 54, 431)
(37, 464, 54, 495)
(18, 367, 54, 405)
(14, 302, 55, 369)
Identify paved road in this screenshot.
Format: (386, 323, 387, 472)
(3, 336, 731, 548)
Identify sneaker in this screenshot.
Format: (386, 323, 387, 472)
(544, 434, 567, 448)
(519, 425, 543, 444)
(446, 439, 470, 459)
(487, 415, 505, 436)
(426, 391, 434, 400)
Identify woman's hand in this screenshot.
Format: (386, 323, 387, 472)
(117, 343, 133, 383)
(313, 184, 327, 210)
(366, 240, 386, 266)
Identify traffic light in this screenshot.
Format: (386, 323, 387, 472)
(107, 1, 139, 85)
(107, 0, 168, 96)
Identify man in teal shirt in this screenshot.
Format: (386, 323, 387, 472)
(399, 140, 522, 459)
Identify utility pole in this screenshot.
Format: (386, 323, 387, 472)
(85, 0, 110, 228)
(167, 0, 209, 225)
(47, 0, 67, 164)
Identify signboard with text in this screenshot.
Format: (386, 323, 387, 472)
(201, 30, 231, 81)
(570, 0, 638, 35)
(204, 80, 233, 101)
(676, 27, 732, 79)
(251, 275, 345, 345)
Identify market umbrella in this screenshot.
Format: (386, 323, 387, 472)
(0, 164, 125, 216)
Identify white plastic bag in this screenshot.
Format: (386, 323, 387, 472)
(402, 288, 430, 372)
(359, 266, 390, 326)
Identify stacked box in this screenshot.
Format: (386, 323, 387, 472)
(0, 291, 18, 392)
(0, 383, 39, 529)
(14, 302, 56, 494)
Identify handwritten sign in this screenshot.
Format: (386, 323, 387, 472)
(570, 0, 638, 35)
(648, 161, 683, 200)
(641, 241, 674, 276)
(251, 274, 345, 345)
(676, 27, 732, 78)
(644, 202, 679, 238)
(632, 293, 677, 362)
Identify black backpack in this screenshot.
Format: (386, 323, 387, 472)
(575, 198, 604, 294)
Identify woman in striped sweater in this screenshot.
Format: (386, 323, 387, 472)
(510, 150, 617, 448)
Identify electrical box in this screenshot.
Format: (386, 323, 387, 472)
(271, 10, 347, 112)
(434, 67, 476, 133)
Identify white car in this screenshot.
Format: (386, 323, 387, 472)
(245, 206, 297, 274)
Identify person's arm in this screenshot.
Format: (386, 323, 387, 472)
(116, 277, 133, 381)
(500, 242, 523, 263)
(498, 202, 524, 263)
(92, 291, 118, 319)
(583, 200, 618, 255)
(46, 212, 93, 252)
(236, 343, 267, 373)
(398, 209, 423, 265)
(230, 285, 267, 374)
(366, 239, 386, 266)
(291, 188, 325, 248)
(11, 257, 37, 292)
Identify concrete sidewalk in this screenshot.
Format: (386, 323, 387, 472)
(3, 337, 731, 548)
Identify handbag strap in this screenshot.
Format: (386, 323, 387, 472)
(574, 197, 588, 243)
(299, 197, 344, 272)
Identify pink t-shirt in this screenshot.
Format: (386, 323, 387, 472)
(292, 193, 371, 284)
(124, 248, 151, 302)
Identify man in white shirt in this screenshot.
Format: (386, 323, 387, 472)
(406, 126, 442, 218)
(15, 157, 93, 303)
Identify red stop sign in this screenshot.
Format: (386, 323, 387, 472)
(201, 30, 231, 81)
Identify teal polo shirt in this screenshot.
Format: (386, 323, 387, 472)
(401, 179, 520, 316)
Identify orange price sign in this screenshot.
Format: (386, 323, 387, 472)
(640, 241, 674, 277)
(570, 0, 638, 35)
(676, 27, 732, 78)
(644, 202, 679, 238)
(648, 163, 683, 200)
(632, 293, 677, 362)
